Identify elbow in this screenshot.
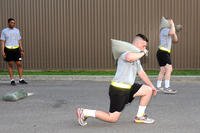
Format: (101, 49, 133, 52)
(169, 32, 175, 36)
(173, 38, 178, 44)
(173, 40, 178, 44)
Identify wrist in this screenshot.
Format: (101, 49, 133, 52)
(142, 49, 148, 56)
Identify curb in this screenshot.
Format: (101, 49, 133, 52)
(1, 75, 200, 82)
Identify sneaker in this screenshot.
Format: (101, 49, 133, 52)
(134, 115, 155, 124)
(163, 88, 177, 94)
(76, 108, 88, 126)
(157, 87, 164, 92)
(19, 79, 28, 84)
(11, 80, 16, 86)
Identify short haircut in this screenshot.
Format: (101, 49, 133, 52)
(8, 18, 15, 23)
(135, 34, 148, 42)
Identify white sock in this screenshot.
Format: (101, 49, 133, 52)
(19, 78, 24, 81)
(11, 79, 15, 81)
(136, 106, 146, 117)
(157, 80, 162, 88)
(83, 109, 96, 118)
(165, 80, 170, 88)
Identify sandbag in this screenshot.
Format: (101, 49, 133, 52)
(2, 89, 34, 102)
(111, 39, 141, 60)
(160, 17, 183, 32)
(160, 17, 171, 30)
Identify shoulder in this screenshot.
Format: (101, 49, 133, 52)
(2, 28, 9, 32)
(14, 28, 20, 32)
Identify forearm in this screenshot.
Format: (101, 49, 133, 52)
(19, 40, 24, 51)
(138, 70, 154, 87)
(1, 41, 5, 52)
(169, 23, 176, 35)
(172, 33, 178, 43)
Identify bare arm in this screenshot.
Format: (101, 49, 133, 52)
(172, 33, 178, 43)
(168, 20, 178, 43)
(19, 40, 23, 51)
(138, 70, 157, 96)
(1, 40, 6, 58)
(19, 40, 24, 56)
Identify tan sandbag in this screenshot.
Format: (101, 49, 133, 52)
(160, 17, 183, 32)
(160, 17, 171, 30)
(2, 89, 34, 102)
(111, 39, 141, 60)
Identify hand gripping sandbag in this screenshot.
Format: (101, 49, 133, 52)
(111, 39, 141, 60)
(160, 17, 183, 33)
(175, 24, 183, 33)
(2, 89, 34, 102)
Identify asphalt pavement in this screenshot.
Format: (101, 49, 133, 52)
(0, 77, 200, 133)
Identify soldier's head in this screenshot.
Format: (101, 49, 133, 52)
(8, 18, 16, 29)
(133, 34, 148, 51)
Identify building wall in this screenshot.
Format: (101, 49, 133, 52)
(0, 0, 199, 70)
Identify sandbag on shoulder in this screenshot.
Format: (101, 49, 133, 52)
(111, 39, 141, 60)
(160, 16, 183, 33)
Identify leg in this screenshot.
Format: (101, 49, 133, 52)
(157, 66, 166, 88)
(7, 61, 14, 80)
(157, 66, 166, 81)
(76, 108, 121, 126)
(162, 64, 177, 94)
(164, 64, 173, 88)
(164, 64, 173, 81)
(77, 85, 126, 126)
(134, 85, 153, 106)
(133, 85, 155, 123)
(16, 61, 23, 79)
(95, 111, 121, 123)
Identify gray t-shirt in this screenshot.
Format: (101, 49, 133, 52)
(112, 52, 143, 85)
(0, 28, 21, 47)
(159, 28, 172, 51)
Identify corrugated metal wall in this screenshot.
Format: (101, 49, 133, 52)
(0, 0, 199, 70)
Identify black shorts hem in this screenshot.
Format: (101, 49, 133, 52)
(4, 47, 22, 62)
(156, 49, 172, 67)
(109, 83, 142, 113)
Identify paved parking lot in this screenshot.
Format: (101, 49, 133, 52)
(0, 78, 200, 133)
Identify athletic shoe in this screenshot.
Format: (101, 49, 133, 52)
(76, 108, 88, 126)
(19, 80, 28, 84)
(163, 88, 177, 94)
(157, 87, 164, 92)
(11, 80, 16, 86)
(134, 115, 155, 124)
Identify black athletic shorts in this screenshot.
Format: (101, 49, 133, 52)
(156, 49, 171, 67)
(4, 47, 22, 62)
(109, 83, 142, 113)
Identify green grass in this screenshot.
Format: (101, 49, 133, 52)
(0, 70, 200, 76)
(0, 70, 115, 75)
